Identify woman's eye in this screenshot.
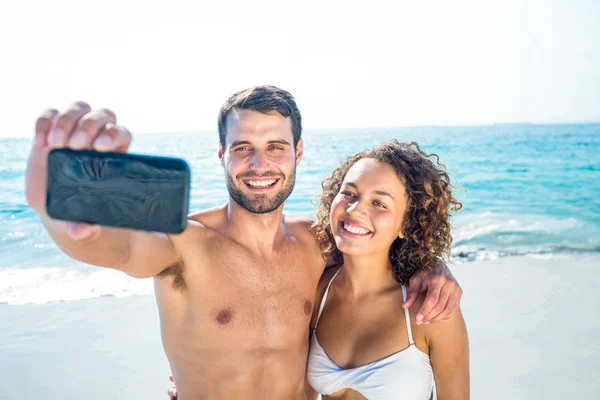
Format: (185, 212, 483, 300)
(340, 191, 355, 197)
(374, 201, 387, 209)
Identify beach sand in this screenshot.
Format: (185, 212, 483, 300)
(1, 254, 599, 399)
(0, 295, 170, 399)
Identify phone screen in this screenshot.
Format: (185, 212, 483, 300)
(46, 149, 190, 233)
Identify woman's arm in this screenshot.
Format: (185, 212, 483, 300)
(427, 307, 470, 400)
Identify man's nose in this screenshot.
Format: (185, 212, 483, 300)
(249, 151, 269, 171)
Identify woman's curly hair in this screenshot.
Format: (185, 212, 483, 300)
(310, 140, 462, 285)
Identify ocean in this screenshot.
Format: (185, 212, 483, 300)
(1, 124, 599, 305)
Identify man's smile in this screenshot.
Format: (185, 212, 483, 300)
(243, 178, 280, 191)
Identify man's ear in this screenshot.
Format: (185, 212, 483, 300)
(295, 138, 304, 166)
(218, 143, 225, 167)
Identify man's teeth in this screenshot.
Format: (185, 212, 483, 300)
(344, 223, 370, 235)
(247, 179, 277, 188)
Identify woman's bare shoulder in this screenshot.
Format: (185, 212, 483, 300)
(310, 264, 343, 330)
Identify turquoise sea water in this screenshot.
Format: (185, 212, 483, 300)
(1, 124, 599, 304)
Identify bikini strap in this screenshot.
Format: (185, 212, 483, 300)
(313, 268, 342, 329)
(401, 285, 415, 346)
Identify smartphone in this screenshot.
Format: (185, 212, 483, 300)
(46, 148, 190, 234)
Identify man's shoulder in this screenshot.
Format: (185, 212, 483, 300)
(169, 206, 226, 247)
(158, 207, 227, 290)
(283, 214, 324, 265)
(283, 214, 319, 245)
(283, 214, 316, 231)
(187, 205, 227, 230)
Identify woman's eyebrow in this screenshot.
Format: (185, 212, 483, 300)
(373, 190, 394, 200)
(345, 182, 395, 200)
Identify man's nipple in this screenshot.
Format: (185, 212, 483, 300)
(216, 308, 233, 325)
(304, 300, 312, 316)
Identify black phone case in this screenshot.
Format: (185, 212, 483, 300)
(46, 148, 190, 234)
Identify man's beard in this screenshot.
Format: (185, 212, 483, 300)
(225, 168, 296, 214)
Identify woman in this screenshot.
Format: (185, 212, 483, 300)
(306, 140, 469, 399)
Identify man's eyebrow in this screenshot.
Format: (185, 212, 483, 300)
(230, 140, 252, 147)
(229, 140, 291, 147)
(345, 182, 395, 200)
(267, 140, 291, 146)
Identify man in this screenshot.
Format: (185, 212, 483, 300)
(26, 85, 462, 399)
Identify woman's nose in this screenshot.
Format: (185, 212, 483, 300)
(347, 199, 367, 216)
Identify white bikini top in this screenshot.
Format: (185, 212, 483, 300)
(306, 269, 434, 399)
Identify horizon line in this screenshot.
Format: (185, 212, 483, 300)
(106, 120, 600, 136)
(2, 120, 599, 139)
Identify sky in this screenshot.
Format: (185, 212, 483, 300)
(0, 0, 599, 138)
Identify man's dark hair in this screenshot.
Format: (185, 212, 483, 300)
(217, 85, 302, 148)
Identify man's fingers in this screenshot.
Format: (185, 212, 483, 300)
(402, 282, 421, 309)
(92, 123, 132, 153)
(415, 279, 442, 324)
(167, 375, 177, 399)
(68, 108, 117, 149)
(420, 286, 451, 324)
(429, 296, 458, 323)
(34, 109, 59, 148)
(403, 271, 425, 309)
(443, 285, 463, 320)
(48, 101, 91, 148)
(66, 222, 101, 241)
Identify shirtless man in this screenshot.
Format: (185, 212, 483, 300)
(25, 85, 463, 400)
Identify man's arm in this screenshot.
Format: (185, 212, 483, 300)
(403, 259, 463, 324)
(26, 102, 179, 278)
(41, 213, 180, 278)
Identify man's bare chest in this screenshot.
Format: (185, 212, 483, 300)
(175, 240, 322, 336)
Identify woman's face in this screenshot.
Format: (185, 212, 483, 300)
(330, 158, 409, 257)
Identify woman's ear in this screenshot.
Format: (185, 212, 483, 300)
(397, 224, 406, 239)
(397, 209, 408, 240)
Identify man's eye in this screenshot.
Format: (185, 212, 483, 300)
(235, 147, 250, 152)
(269, 146, 284, 151)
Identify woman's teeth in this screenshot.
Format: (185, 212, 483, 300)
(343, 223, 370, 235)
